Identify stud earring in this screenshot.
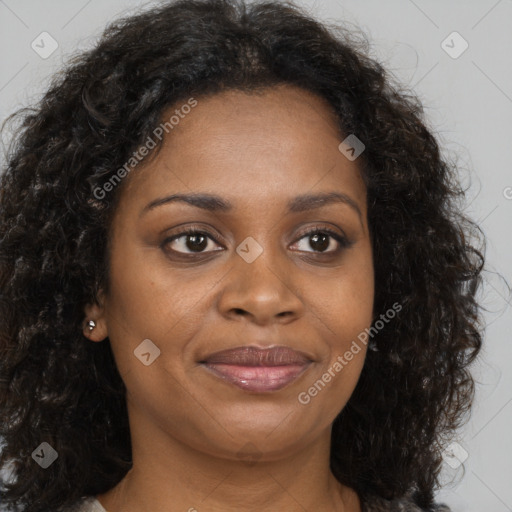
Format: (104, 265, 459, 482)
(368, 339, 378, 352)
(87, 319, 96, 331)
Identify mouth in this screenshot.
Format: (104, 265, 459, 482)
(199, 346, 313, 392)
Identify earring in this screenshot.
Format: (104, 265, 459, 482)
(87, 319, 96, 331)
(368, 339, 378, 352)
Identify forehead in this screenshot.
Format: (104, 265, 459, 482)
(118, 85, 367, 214)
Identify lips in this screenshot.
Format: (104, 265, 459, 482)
(200, 346, 312, 392)
(203, 346, 311, 366)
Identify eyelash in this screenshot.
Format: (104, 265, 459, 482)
(161, 225, 353, 259)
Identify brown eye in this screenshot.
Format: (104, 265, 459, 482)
(161, 225, 353, 260)
(162, 228, 222, 255)
(291, 228, 353, 254)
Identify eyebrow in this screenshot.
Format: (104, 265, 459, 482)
(139, 191, 363, 223)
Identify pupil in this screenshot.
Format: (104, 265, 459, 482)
(187, 234, 207, 252)
(311, 233, 329, 252)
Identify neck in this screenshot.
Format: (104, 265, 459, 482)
(96, 406, 361, 512)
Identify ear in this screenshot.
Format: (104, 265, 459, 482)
(83, 288, 108, 342)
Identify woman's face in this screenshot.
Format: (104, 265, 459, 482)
(87, 84, 374, 461)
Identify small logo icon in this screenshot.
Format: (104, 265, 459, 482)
(31, 32, 59, 59)
(338, 134, 365, 161)
(442, 441, 469, 469)
(236, 236, 263, 263)
(441, 32, 468, 59)
(236, 442, 263, 466)
(31, 442, 58, 468)
(134, 338, 161, 366)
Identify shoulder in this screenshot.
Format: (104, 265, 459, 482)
(362, 493, 452, 512)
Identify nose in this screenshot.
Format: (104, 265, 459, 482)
(217, 242, 304, 326)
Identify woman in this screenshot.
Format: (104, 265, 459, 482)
(0, 1, 484, 511)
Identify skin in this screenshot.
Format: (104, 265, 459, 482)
(84, 84, 374, 512)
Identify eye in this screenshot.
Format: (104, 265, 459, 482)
(162, 226, 223, 256)
(291, 226, 353, 254)
(161, 224, 353, 258)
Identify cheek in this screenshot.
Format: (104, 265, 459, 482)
(297, 264, 372, 422)
(304, 244, 373, 405)
(104, 241, 225, 372)
(316, 244, 374, 345)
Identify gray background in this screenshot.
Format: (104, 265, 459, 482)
(1, 1, 511, 511)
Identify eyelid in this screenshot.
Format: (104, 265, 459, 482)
(161, 223, 224, 243)
(293, 223, 347, 242)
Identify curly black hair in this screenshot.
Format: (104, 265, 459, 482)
(0, 1, 485, 511)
